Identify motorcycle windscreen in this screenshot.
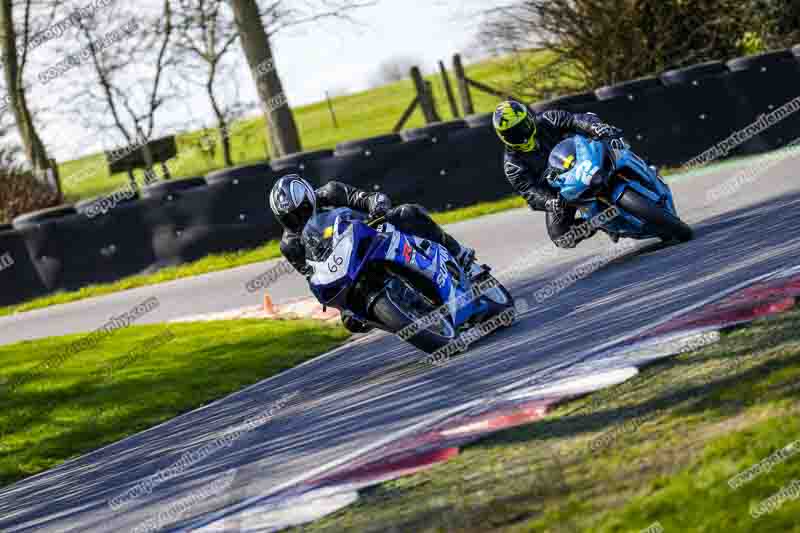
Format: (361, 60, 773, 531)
(555, 136, 607, 202)
(303, 207, 357, 262)
(548, 137, 577, 170)
(307, 225, 356, 288)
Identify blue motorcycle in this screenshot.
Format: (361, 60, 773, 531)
(302, 207, 515, 354)
(546, 135, 693, 243)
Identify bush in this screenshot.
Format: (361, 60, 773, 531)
(477, 0, 776, 99)
(0, 149, 60, 224)
(758, 0, 800, 49)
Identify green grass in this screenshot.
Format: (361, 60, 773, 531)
(430, 196, 526, 226)
(0, 319, 350, 487)
(297, 307, 800, 533)
(59, 53, 548, 203)
(0, 240, 283, 317)
(0, 195, 527, 318)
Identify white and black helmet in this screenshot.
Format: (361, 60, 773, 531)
(269, 174, 317, 233)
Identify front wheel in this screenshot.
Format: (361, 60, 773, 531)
(617, 188, 693, 243)
(370, 280, 457, 354)
(475, 274, 516, 328)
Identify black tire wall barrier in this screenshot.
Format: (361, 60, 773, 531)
(3, 47, 800, 307)
(0, 228, 49, 306)
(724, 50, 800, 149)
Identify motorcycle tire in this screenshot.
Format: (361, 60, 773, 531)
(474, 274, 516, 328)
(370, 280, 458, 354)
(617, 189, 693, 243)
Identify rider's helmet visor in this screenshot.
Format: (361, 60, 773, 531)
(502, 116, 535, 145)
(280, 195, 314, 234)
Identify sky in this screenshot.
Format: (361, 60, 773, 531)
(26, 0, 509, 160)
(271, 0, 498, 104)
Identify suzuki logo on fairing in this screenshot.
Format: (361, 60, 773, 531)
(402, 241, 414, 263)
(436, 256, 448, 288)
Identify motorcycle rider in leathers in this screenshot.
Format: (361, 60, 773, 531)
(493, 100, 628, 248)
(269, 175, 478, 333)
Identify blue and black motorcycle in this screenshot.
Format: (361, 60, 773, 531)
(546, 135, 693, 243)
(302, 207, 515, 354)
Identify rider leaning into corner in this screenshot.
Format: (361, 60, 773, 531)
(493, 99, 630, 248)
(269, 175, 479, 333)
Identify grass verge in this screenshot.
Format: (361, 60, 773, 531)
(0, 196, 527, 318)
(0, 241, 282, 318)
(0, 319, 350, 488)
(297, 307, 800, 533)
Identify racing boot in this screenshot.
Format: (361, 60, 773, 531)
(455, 244, 485, 280)
(439, 231, 482, 279)
(455, 245, 476, 270)
(341, 310, 374, 333)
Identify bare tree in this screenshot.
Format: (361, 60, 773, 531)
(226, 0, 375, 159)
(368, 55, 421, 88)
(59, 1, 179, 184)
(0, 0, 58, 173)
(173, 0, 245, 167)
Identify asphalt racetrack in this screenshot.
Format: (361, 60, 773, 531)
(1, 152, 800, 532)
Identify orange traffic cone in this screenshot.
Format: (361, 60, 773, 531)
(263, 293, 275, 314)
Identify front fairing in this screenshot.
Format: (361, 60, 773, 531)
(547, 136, 607, 202)
(304, 208, 373, 307)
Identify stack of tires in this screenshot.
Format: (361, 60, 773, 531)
(724, 49, 800, 151)
(399, 120, 476, 210)
(316, 134, 429, 205)
(421, 117, 509, 209)
(589, 76, 685, 165)
(532, 91, 598, 114)
(0, 223, 49, 305)
(657, 60, 770, 165)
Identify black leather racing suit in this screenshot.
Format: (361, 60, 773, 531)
(503, 109, 618, 248)
(280, 181, 465, 331)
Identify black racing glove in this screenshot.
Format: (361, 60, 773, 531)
(543, 166, 565, 183)
(589, 122, 623, 140)
(299, 263, 314, 278)
(544, 196, 566, 213)
(368, 193, 392, 219)
(590, 122, 627, 150)
(608, 137, 628, 151)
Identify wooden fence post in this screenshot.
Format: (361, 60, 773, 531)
(452, 54, 475, 116)
(411, 66, 440, 124)
(393, 96, 419, 132)
(424, 81, 442, 122)
(325, 90, 339, 128)
(47, 159, 63, 203)
(438, 60, 460, 118)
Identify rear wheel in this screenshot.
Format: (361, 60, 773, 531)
(370, 279, 457, 354)
(617, 188, 693, 243)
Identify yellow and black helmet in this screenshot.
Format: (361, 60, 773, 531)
(493, 100, 537, 152)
